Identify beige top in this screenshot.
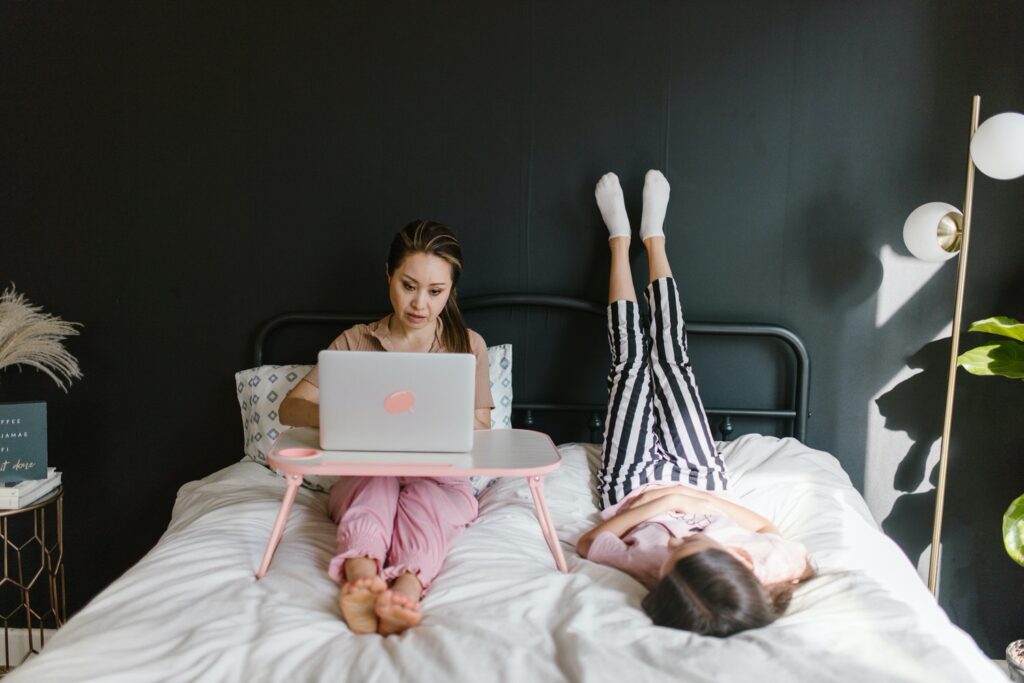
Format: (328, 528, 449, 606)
(302, 315, 495, 410)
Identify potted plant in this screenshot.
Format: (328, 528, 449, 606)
(0, 284, 82, 482)
(956, 315, 1023, 680)
(0, 284, 82, 390)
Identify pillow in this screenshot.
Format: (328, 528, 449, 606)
(235, 364, 339, 492)
(235, 344, 513, 494)
(473, 343, 514, 495)
(487, 343, 513, 429)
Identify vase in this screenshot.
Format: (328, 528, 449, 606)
(1008, 639, 1024, 683)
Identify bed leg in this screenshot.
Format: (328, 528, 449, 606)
(526, 475, 568, 573)
(255, 473, 303, 579)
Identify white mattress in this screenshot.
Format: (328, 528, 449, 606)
(8, 435, 1003, 682)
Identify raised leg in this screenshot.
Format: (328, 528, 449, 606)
(637, 175, 727, 490)
(608, 229, 637, 304)
(596, 177, 657, 507)
(255, 473, 303, 579)
(527, 475, 568, 572)
(646, 274, 728, 490)
(599, 299, 658, 507)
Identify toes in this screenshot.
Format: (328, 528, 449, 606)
(376, 590, 419, 613)
(645, 169, 664, 182)
(359, 576, 385, 590)
(644, 170, 669, 189)
(379, 589, 405, 607)
(596, 172, 621, 192)
(342, 576, 385, 597)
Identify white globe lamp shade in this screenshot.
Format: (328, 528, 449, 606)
(970, 112, 1024, 180)
(903, 202, 962, 262)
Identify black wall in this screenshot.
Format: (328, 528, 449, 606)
(2, 1, 1023, 657)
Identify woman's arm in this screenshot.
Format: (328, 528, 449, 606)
(278, 379, 320, 428)
(468, 331, 493, 432)
(628, 486, 779, 535)
(279, 374, 481, 429)
(708, 497, 779, 534)
(577, 497, 681, 557)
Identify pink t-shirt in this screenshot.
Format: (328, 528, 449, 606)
(586, 485, 808, 589)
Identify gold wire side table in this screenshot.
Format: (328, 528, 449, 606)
(0, 486, 65, 674)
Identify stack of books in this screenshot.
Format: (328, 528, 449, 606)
(0, 468, 61, 510)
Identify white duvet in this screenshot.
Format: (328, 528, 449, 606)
(8, 436, 1003, 682)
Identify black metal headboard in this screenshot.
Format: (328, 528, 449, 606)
(252, 294, 810, 444)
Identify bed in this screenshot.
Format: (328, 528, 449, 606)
(7, 296, 1004, 683)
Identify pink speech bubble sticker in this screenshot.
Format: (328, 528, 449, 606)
(383, 390, 416, 414)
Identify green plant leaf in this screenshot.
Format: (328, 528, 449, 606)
(1005, 493, 1024, 567)
(956, 341, 1024, 379)
(968, 316, 1024, 342)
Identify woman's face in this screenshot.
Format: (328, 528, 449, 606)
(660, 534, 754, 578)
(387, 252, 454, 332)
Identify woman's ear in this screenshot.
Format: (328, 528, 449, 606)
(384, 263, 391, 282)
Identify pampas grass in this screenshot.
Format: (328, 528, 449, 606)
(0, 284, 82, 392)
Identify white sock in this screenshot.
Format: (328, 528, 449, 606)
(640, 170, 670, 242)
(595, 172, 631, 241)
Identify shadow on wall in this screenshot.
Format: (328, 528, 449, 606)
(800, 194, 885, 312)
(876, 339, 949, 562)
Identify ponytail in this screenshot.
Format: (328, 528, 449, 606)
(440, 288, 471, 354)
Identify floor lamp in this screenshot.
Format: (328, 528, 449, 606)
(902, 95, 1024, 596)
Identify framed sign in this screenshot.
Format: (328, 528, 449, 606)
(0, 402, 47, 483)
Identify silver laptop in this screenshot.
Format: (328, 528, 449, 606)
(317, 350, 475, 452)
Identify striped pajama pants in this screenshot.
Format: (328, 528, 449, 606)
(598, 277, 728, 509)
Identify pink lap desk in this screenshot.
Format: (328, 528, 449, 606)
(255, 427, 567, 578)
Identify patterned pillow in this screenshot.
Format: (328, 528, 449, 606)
(235, 364, 338, 491)
(488, 343, 513, 429)
(235, 345, 513, 494)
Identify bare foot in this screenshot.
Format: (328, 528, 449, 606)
(339, 576, 387, 633)
(375, 589, 422, 636)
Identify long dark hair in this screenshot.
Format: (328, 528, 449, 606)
(386, 219, 471, 354)
(642, 547, 812, 637)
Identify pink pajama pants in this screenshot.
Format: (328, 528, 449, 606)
(326, 476, 478, 590)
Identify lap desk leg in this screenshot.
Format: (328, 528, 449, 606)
(255, 473, 303, 579)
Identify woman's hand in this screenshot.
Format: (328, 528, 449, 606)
(627, 485, 712, 510)
(578, 496, 696, 555)
(659, 493, 718, 517)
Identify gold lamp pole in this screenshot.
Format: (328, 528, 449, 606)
(926, 95, 979, 595)
(905, 97, 1024, 596)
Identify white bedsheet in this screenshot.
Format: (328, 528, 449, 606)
(8, 435, 1003, 682)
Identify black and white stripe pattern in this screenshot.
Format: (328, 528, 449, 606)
(646, 278, 728, 491)
(598, 300, 658, 507)
(598, 278, 728, 509)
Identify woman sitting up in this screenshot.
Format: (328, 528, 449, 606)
(280, 220, 493, 636)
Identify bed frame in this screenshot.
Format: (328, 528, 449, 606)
(253, 294, 810, 444)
